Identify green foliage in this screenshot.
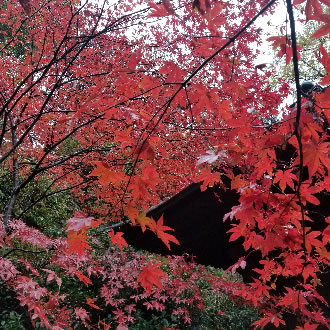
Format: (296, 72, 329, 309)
(192, 288, 260, 329)
(0, 168, 79, 237)
(269, 20, 329, 86)
(0, 1, 32, 60)
(129, 311, 180, 329)
(0, 282, 32, 329)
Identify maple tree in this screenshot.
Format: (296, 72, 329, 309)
(0, 0, 329, 328)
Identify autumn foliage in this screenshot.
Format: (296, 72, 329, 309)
(0, 0, 329, 328)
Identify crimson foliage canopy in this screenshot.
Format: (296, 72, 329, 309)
(0, 0, 329, 328)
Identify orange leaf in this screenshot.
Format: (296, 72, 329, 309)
(108, 229, 128, 251)
(136, 212, 154, 232)
(89, 161, 125, 187)
(137, 261, 167, 295)
(124, 204, 139, 226)
(67, 229, 91, 256)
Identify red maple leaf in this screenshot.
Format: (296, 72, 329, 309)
(89, 161, 125, 187)
(42, 269, 62, 288)
(72, 270, 92, 287)
(267, 36, 302, 65)
(137, 261, 167, 295)
(195, 168, 221, 192)
(74, 308, 90, 325)
(311, 14, 330, 38)
(315, 45, 330, 85)
(86, 297, 102, 310)
(252, 313, 286, 329)
(305, 231, 323, 253)
(149, 215, 180, 250)
(108, 229, 128, 251)
(135, 140, 155, 163)
(273, 169, 297, 191)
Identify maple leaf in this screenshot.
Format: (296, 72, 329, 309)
(20, 259, 40, 277)
(132, 164, 161, 198)
(267, 36, 302, 65)
(290, 135, 330, 176)
(67, 229, 91, 256)
(207, 2, 226, 30)
(72, 270, 92, 287)
(149, 215, 180, 250)
(137, 261, 167, 295)
(124, 204, 140, 226)
(314, 45, 330, 84)
(74, 308, 90, 324)
(304, 141, 330, 176)
(16, 275, 47, 299)
(0, 257, 20, 281)
(136, 212, 154, 232)
(277, 287, 307, 311)
(273, 169, 297, 191)
(300, 184, 321, 205)
(86, 297, 102, 310)
(108, 229, 128, 251)
(311, 17, 330, 39)
(195, 168, 222, 192)
(135, 140, 155, 163)
(89, 161, 125, 187)
(252, 313, 285, 329)
(296, 322, 319, 330)
(304, 0, 323, 20)
(9, 220, 53, 250)
(230, 174, 248, 190)
(42, 269, 62, 288)
(305, 231, 323, 254)
(302, 263, 318, 282)
(159, 61, 185, 82)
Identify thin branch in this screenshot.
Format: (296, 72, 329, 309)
(2, 248, 49, 258)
